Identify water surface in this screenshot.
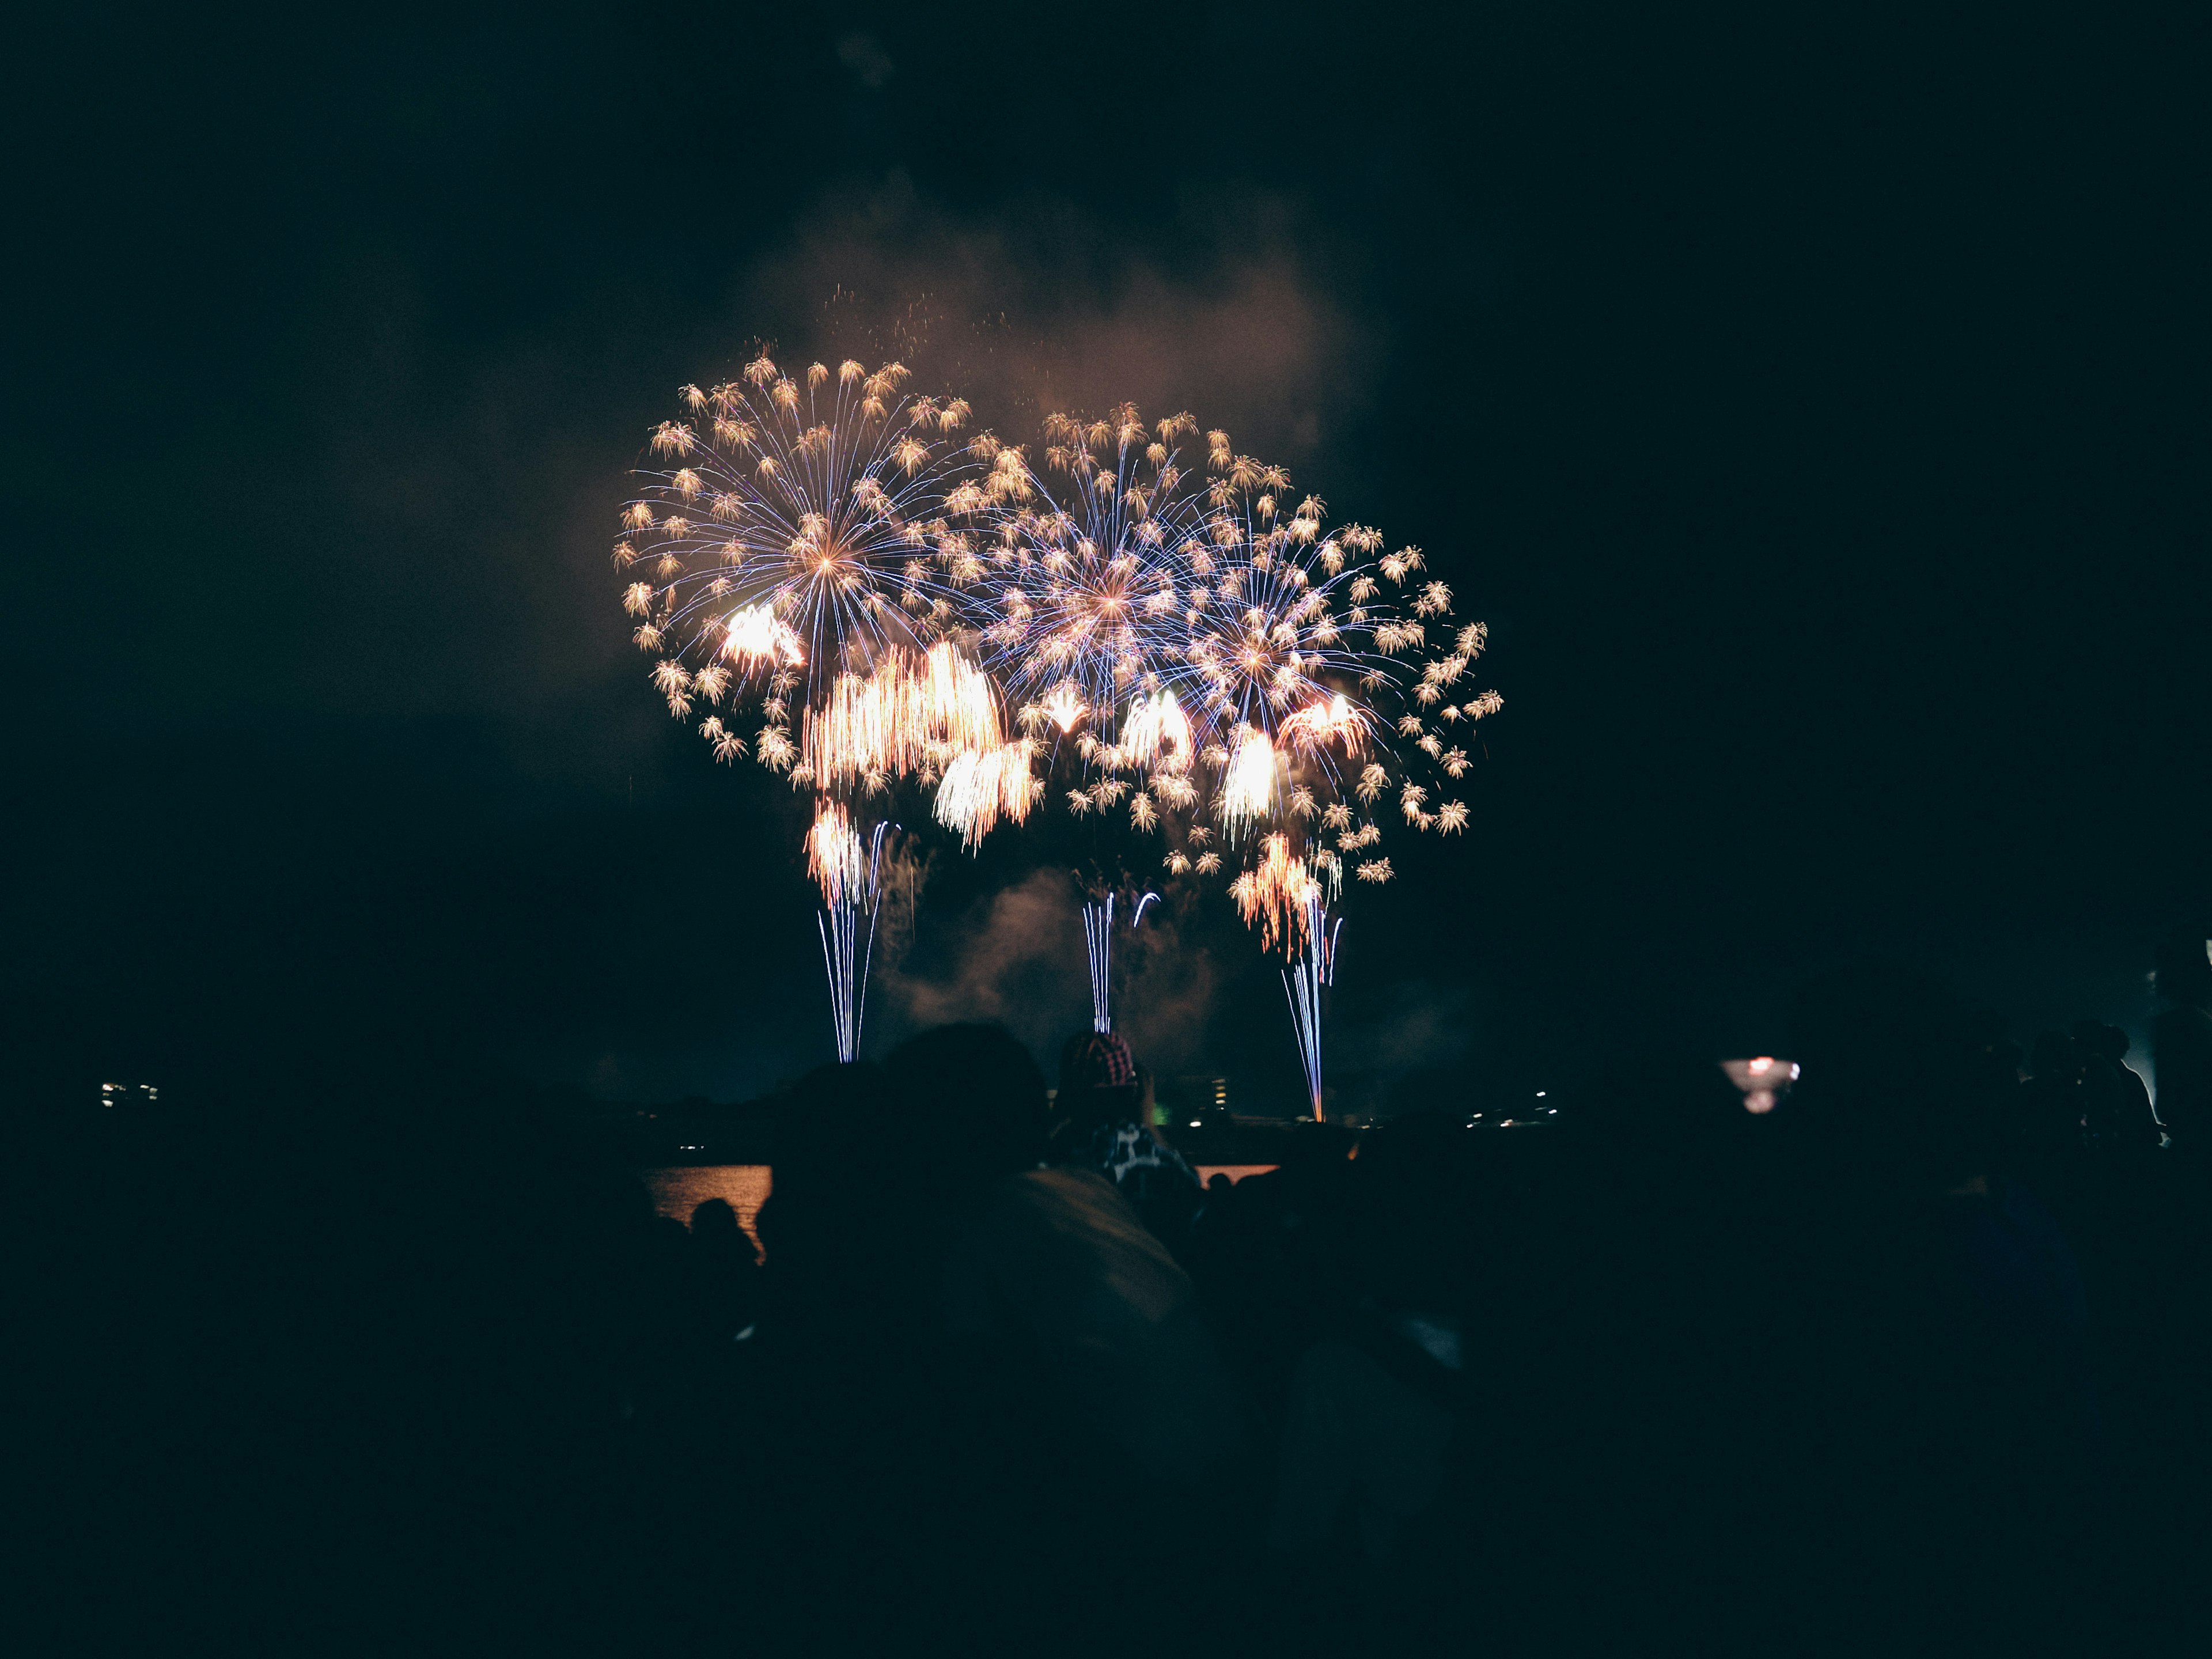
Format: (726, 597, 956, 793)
(636, 1161, 1276, 1257)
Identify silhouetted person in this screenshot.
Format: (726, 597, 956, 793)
(2153, 927, 2212, 1150)
(1051, 1029, 1204, 1256)
(686, 1196, 759, 1342)
(744, 1060, 959, 1645)
(2018, 1029, 2086, 1158)
(895, 1023, 1245, 1647)
(1786, 963, 2101, 1643)
(1269, 1112, 1479, 1584)
(2071, 1020, 2157, 1152)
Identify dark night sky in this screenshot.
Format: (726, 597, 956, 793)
(6, 4, 2205, 1111)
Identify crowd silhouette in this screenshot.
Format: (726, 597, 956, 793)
(42, 932, 2212, 1653)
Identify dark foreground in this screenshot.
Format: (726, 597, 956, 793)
(26, 970, 2212, 1656)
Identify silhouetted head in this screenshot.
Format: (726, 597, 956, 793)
(1965, 1009, 2023, 1082)
(1056, 1029, 1141, 1131)
(2154, 926, 2212, 1011)
(691, 1197, 740, 1237)
(754, 1062, 894, 1252)
(885, 1022, 1049, 1190)
(2069, 1020, 2130, 1064)
(2031, 1031, 2078, 1078)
(1790, 961, 1991, 1182)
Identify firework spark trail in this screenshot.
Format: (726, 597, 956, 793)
(1283, 892, 1342, 1123)
(1080, 887, 1161, 1033)
(1229, 833, 1332, 955)
(1082, 891, 1115, 1034)
(812, 809, 893, 1063)
(802, 639, 1008, 786)
(934, 739, 1041, 848)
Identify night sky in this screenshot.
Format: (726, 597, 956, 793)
(9, 5, 2205, 1112)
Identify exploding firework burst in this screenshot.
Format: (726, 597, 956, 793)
(618, 353, 997, 787)
(980, 406, 1204, 715)
(619, 353, 1042, 1061)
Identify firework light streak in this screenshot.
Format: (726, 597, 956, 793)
(801, 639, 1008, 787)
(1219, 728, 1281, 841)
(1080, 888, 1161, 1034)
(809, 804, 893, 1063)
(1228, 834, 1324, 954)
(1283, 891, 1342, 1123)
(934, 739, 1042, 848)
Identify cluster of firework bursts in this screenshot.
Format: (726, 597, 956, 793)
(618, 352, 1501, 1100)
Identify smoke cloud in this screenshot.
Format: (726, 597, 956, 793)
(878, 868, 1225, 1085)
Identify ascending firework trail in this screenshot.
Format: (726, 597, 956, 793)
(1078, 876, 1160, 1035)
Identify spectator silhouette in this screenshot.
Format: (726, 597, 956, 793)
(2071, 1020, 2157, 1152)
(1051, 1029, 1205, 1257)
(685, 1196, 758, 1343)
(2019, 1028, 2086, 1158)
(1787, 963, 2101, 1642)
(2153, 927, 2212, 1150)
(896, 1022, 1246, 1649)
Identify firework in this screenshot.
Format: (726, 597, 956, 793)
(934, 738, 1043, 849)
(1080, 884, 1161, 1034)
(1283, 890, 1342, 1122)
(801, 639, 1009, 787)
(1219, 727, 1281, 840)
(620, 355, 1030, 1062)
(806, 801, 893, 1062)
(974, 406, 1488, 884)
(983, 406, 1207, 718)
(1228, 834, 1331, 956)
(618, 354, 992, 789)
(1115, 688, 1189, 763)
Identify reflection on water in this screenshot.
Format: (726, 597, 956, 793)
(637, 1162, 1274, 1260)
(1193, 1164, 1277, 1186)
(640, 1165, 772, 1253)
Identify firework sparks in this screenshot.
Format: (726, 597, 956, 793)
(1229, 834, 1325, 956)
(1279, 692, 1368, 757)
(801, 640, 1006, 788)
(934, 740, 1042, 849)
(618, 355, 989, 783)
(806, 798, 868, 907)
(1119, 689, 1194, 771)
(723, 603, 806, 668)
(1080, 881, 1162, 1033)
(801, 801, 896, 1060)
(1040, 683, 1086, 734)
(1283, 892, 1341, 1122)
(1219, 727, 1281, 840)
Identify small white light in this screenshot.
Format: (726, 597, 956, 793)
(1189, 1120, 1203, 1128)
